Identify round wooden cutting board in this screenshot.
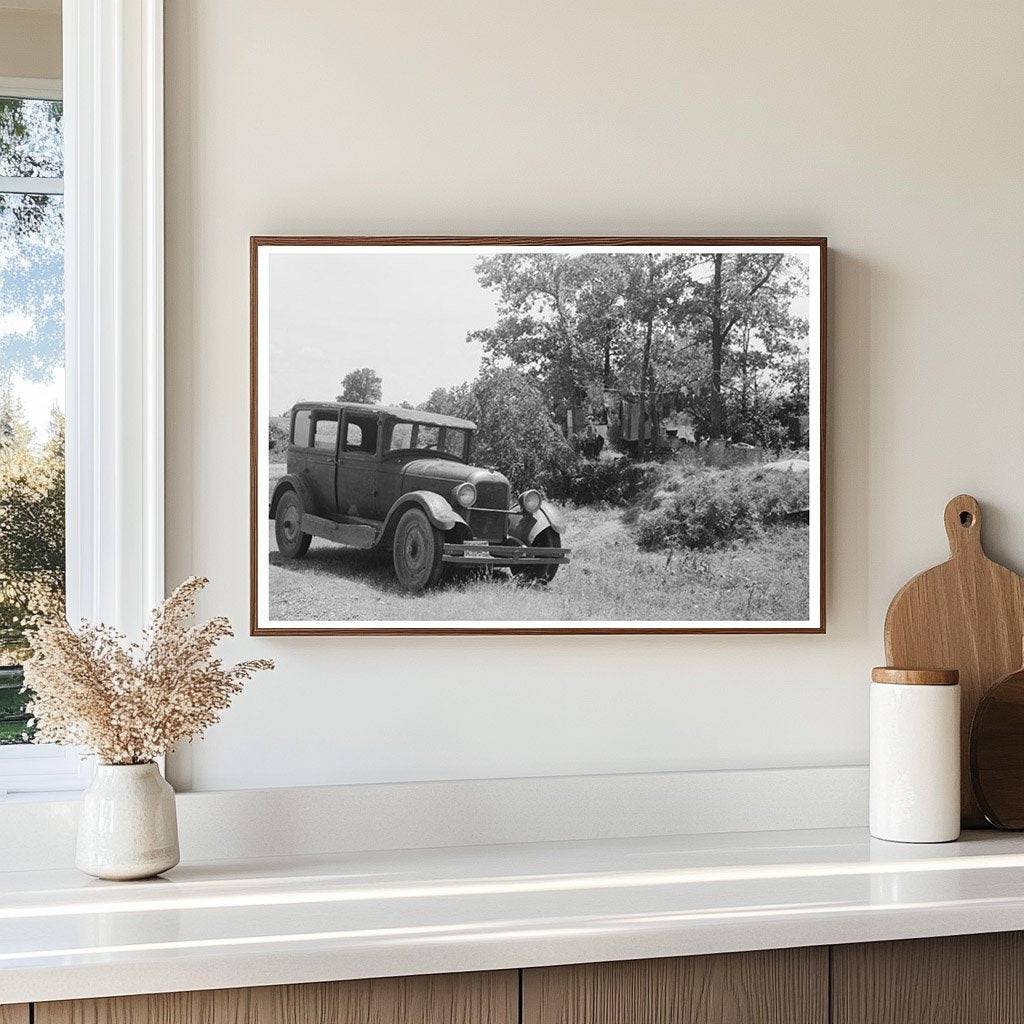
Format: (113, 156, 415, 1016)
(884, 494, 1024, 826)
(970, 659, 1024, 829)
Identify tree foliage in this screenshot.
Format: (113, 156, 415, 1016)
(337, 366, 383, 404)
(421, 368, 573, 492)
(0, 395, 65, 663)
(469, 252, 809, 448)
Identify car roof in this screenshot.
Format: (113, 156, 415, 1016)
(292, 401, 476, 431)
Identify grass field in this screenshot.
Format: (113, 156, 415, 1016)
(267, 500, 809, 624)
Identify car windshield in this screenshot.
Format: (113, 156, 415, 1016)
(388, 422, 469, 460)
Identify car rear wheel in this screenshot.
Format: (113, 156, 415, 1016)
(393, 508, 445, 592)
(511, 527, 562, 584)
(274, 490, 312, 559)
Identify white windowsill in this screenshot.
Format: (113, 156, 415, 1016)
(0, 744, 94, 799)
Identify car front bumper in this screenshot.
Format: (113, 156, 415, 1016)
(442, 542, 570, 567)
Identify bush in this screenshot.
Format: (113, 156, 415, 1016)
(636, 465, 809, 550)
(542, 457, 664, 506)
(422, 368, 575, 493)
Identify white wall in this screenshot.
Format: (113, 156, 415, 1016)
(164, 0, 1024, 792)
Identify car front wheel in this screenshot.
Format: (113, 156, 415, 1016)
(511, 527, 562, 584)
(274, 490, 312, 559)
(393, 508, 445, 592)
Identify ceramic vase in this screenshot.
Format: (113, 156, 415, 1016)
(76, 762, 180, 880)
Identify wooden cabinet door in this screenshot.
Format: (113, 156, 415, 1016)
(832, 932, 1024, 1024)
(523, 948, 828, 1024)
(35, 971, 517, 1024)
(0, 1006, 29, 1024)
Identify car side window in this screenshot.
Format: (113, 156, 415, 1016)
(389, 423, 412, 450)
(344, 415, 378, 454)
(292, 409, 312, 447)
(313, 415, 338, 450)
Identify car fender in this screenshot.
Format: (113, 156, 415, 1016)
(509, 501, 565, 545)
(384, 491, 468, 534)
(536, 500, 565, 536)
(269, 474, 316, 519)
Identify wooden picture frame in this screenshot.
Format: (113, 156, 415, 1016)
(250, 236, 827, 635)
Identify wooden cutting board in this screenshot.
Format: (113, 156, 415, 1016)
(970, 653, 1024, 829)
(884, 494, 1024, 826)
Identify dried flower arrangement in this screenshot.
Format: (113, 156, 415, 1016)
(22, 577, 273, 765)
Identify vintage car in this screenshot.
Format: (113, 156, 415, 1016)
(270, 402, 570, 592)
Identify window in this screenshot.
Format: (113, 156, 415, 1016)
(313, 414, 337, 450)
(1, 8, 166, 799)
(345, 415, 378, 454)
(443, 428, 468, 460)
(416, 425, 440, 450)
(388, 421, 463, 455)
(0, 90, 64, 753)
(292, 409, 311, 447)
(389, 422, 412, 451)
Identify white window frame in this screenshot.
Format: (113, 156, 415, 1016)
(0, 76, 82, 797)
(0, 0, 164, 799)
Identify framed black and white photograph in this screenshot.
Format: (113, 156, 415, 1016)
(250, 237, 826, 635)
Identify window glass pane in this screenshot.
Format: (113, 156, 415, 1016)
(0, 182, 64, 744)
(415, 425, 439, 450)
(389, 422, 412, 450)
(443, 429, 467, 459)
(292, 409, 311, 446)
(346, 417, 378, 453)
(313, 415, 337, 450)
(0, 98, 63, 178)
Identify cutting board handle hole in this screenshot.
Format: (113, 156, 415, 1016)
(960, 511, 974, 527)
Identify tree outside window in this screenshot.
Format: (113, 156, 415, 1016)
(0, 94, 65, 744)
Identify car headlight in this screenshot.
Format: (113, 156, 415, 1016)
(453, 482, 477, 508)
(518, 489, 543, 514)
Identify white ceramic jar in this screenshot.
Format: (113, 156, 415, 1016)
(76, 762, 180, 880)
(869, 667, 960, 843)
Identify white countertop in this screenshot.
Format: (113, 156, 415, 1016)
(4, 826, 1024, 1004)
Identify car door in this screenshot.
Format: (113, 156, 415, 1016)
(304, 409, 339, 513)
(335, 412, 379, 517)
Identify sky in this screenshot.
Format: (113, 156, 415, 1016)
(12, 368, 62, 441)
(1, 98, 64, 446)
(268, 251, 499, 414)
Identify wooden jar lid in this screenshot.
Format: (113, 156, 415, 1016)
(871, 667, 960, 686)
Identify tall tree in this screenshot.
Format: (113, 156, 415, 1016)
(337, 367, 382, 404)
(613, 254, 703, 457)
(0, 407, 64, 662)
(680, 253, 805, 439)
(469, 253, 630, 413)
(0, 391, 34, 452)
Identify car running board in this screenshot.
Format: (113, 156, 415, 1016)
(301, 513, 378, 549)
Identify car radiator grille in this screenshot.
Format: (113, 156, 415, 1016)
(466, 480, 510, 542)
(468, 509, 508, 542)
(474, 480, 510, 510)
